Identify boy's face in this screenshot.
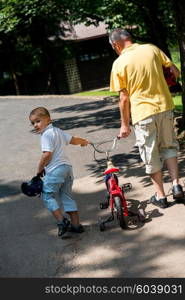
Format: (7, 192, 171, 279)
(30, 114, 51, 133)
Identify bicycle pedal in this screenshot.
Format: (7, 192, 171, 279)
(122, 183, 132, 192)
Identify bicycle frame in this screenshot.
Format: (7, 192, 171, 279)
(104, 172, 129, 217)
(90, 137, 144, 230)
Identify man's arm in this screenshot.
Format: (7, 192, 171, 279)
(118, 89, 131, 138)
(37, 151, 52, 175)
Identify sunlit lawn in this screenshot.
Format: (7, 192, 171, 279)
(76, 90, 182, 112)
(76, 89, 118, 97)
(173, 94, 183, 111)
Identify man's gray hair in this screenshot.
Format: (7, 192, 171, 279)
(109, 29, 132, 45)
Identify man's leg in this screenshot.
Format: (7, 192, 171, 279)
(150, 170, 166, 199)
(165, 156, 184, 200)
(165, 156, 179, 185)
(159, 111, 184, 200)
(149, 170, 169, 208)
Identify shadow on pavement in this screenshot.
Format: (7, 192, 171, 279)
(52, 99, 109, 114)
(86, 146, 185, 188)
(51, 100, 120, 132)
(0, 180, 22, 197)
(51, 188, 185, 278)
(1, 97, 185, 278)
(0, 177, 181, 278)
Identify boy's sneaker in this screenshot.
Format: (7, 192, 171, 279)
(149, 194, 169, 209)
(57, 218, 70, 238)
(172, 184, 184, 202)
(69, 224, 85, 233)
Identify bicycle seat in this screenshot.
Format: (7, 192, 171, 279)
(104, 168, 120, 175)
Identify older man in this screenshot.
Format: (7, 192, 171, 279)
(109, 28, 184, 208)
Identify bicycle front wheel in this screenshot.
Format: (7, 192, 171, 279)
(114, 197, 128, 229)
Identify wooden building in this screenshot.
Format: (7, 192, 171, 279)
(62, 22, 116, 94)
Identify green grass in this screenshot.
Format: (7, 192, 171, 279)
(75, 89, 118, 97)
(173, 94, 182, 111)
(76, 90, 182, 112)
(171, 48, 181, 70)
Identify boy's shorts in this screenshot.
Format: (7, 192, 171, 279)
(134, 110, 179, 174)
(42, 164, 78, 212)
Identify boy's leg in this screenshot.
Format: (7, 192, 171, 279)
(52, 208, 64, 223)
(60, 166, 84, 232)
(60, 182, 81, 227)
(67, 211, 84, 233)
(42, 171, 70, 237)
(42, 176, 65, 221)
(67, 211, 80, 227)
(59, 166, 77, 222)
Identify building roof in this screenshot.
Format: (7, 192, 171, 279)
(62, 22, 108, 41)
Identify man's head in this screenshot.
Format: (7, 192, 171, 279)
(29, 107, 51, 133)
(109, 29, 132, 55)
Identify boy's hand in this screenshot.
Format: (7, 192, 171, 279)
(37, 169, 45, 177)
(80, 139, 89, 147)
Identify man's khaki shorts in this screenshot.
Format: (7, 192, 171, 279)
(134, 110, 179, 174)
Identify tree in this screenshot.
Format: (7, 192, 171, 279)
(0, 0, 72, 94)
(1, 0, 185, 124)
(66, 0, 184, 125)
(66, 0, 176, 56)
(173, 0, 185, 127)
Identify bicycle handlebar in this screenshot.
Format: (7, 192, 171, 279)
(90, 137, 120, 154)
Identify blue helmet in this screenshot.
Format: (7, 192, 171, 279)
(21, 175, 43, 197)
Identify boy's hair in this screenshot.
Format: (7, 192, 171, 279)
(29, 107, 51, 119)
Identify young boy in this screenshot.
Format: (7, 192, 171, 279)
(29, 107, 89, 238)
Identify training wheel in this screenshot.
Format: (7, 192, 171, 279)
(138, 209, 146, 222)
(99, 223, 105, 231)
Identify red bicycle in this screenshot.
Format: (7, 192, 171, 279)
(90, 137, 145, 231)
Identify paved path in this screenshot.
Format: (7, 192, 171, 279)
(0, 95, 185, 278)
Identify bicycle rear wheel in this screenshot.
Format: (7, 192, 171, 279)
(114, 197, 128, 229)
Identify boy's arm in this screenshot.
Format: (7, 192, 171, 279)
(37, 151, 52, 175)
(70, 136, 89, 146)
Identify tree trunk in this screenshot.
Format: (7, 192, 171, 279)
(141, 0, 171, 58)
(12, 71, 20, 95)
(173, 0, 185, 127)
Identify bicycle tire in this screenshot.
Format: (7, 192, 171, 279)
(114, 196, 128, 229)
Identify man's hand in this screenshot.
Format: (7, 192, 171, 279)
(118, 125, 131, 138)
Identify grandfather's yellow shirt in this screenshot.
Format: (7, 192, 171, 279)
(110, 43, 174, 124)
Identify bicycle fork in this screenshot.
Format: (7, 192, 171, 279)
(106, 174, 129, 216)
